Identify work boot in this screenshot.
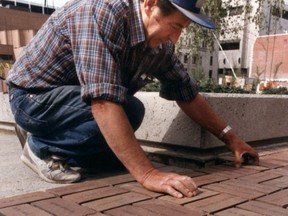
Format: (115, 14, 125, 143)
(21, 142, 81, 184)
(15, 124, 28, 149)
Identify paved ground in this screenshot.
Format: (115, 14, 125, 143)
(1, 133, 288, 215)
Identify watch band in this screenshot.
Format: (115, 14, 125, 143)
(219, 125, 232, 139)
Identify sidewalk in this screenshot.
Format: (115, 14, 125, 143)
(1, 133, 288, 215)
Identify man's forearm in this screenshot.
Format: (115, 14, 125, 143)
(91, 99, 154, 182)
(177, 93, 228, 139)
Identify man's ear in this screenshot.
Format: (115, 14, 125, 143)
(142, 0, 158, 16)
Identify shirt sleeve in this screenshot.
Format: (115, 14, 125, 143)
(67, 2, 127, 104)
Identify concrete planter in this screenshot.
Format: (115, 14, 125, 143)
(0, 92, 15, 132)
(1, 92, 288, 149)
(135, 92, 288, 149)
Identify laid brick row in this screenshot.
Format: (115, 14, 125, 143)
(2, 156, 288, 215)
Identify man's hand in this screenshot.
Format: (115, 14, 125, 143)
(140, 169, 199, 198)
(224, 133, 259, 168)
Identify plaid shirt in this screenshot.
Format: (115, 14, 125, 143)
(7, 0, 199, 103)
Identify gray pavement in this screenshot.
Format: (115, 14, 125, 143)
(0, 132, 70, 198)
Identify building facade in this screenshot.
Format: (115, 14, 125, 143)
(219, 0, 288, 81)
(178, 0, 288, 84)
(0, 6, 49, 61)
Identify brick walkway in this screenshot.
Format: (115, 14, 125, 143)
(1, 144, 288, 215)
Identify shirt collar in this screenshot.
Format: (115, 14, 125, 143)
(129, 0, 146, 47)
(128, 0, 166, 53)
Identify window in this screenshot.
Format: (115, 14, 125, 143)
(282, 10, 288, 20)
(192, 56, 197, 64)
(229, 6, 243, 16)
(0, 55, 13, 61)
(209, 70, 213, 79)
(220, 42, 240, 50)
(210, 56, 213, 66)
(184, 54, 189, 64)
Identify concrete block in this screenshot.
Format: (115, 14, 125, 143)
(0, 93, 14, 123)
(135, 92, 288, 149)
(134, 92, 201, 148)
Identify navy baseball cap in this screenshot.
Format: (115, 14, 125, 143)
(169, 0, 215, 29)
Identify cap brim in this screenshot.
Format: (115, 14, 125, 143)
(172, 3, 215, 29)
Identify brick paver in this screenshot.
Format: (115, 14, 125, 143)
(237, 170, 282, 183)
(133, 199, 205, 216)
(158, 189, 219, 205)
(0, 191, 55, 208)
(215, 207, 264, 216)
(261, 176, 288, 188)
(82, 192, 151, 211)
(46, 179, 109, 196)
(203, 182, 264, 199)
(237, 200, 288, 216)
(118, 182, 163, 198)
(257, 189, 288, 207)
(0, 204, 53, 216)
(1, 144, 288, 215)
(63, 186, 129, 204)
(184, 193, 247, 214)
(32, 197, 96, 215)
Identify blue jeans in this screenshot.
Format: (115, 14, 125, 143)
(9, 85, 145, 166)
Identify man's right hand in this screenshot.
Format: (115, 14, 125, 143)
(140, 169, 199, 198)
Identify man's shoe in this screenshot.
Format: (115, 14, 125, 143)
(15, 124, 28, 149)
(21, 142, 81, 184)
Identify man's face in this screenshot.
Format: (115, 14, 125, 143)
(142, 1, 191, 48)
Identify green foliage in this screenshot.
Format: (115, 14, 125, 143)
(141, 80, 160, 92)
(189, 65, 206, 85)
(199, 80, 252, 94)
(262, 86, 288, 94)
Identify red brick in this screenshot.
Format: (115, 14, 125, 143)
(0, 204, 52, 216)
(184, 194, 246, 214)
(88, 213, 109, 216)
(46, 180, 109, 196)
(257, 189, 288, 207)
(100, 173, 135, 185)
(215, 207, 264, 216)
(258, 159, 288, 169)
(203, 183, 264, 199)
(104, 205, 156, 216)
(242, 165, 269, 172)
(63, 186, 129, 204)
(237, 171, 282, 183)
(82, 192, 151, 211)
(134, 199, 205, 216)
(220, 179, 279, 194)
(159, 189, 218, 205)
(159, 166, 205, 177)
(193, 174, 228, 186)
(261, 176, 288, 188)
(119, 182, 163, 198)
(0, 192, 55, 208)
(265, 167, 288, 176)
(261, 151, 288, 162)
(198, 165, 258, 179)
(32, 197, 95, 215)
(238, 200, 288, 215)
